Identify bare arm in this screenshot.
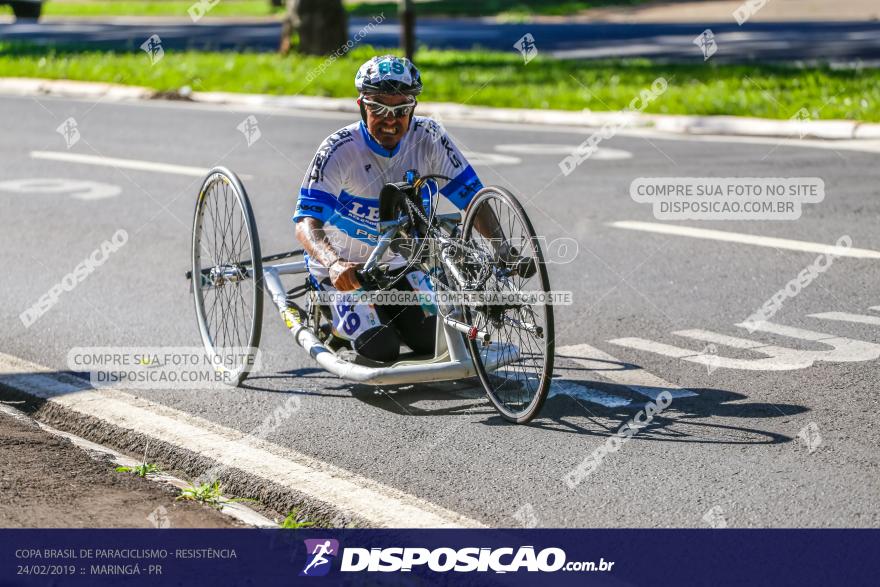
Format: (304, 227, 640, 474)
(474, 206, 515, 258)
(471, 204, 507, 255)
(295, 217, 361, 291)
(469, 200, 535, 277)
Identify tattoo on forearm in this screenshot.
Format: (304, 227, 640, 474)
(296, 218, 340, 266)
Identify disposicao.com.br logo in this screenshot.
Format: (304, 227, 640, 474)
(300, 541, 613, 575)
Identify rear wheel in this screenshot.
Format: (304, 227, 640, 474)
(191, 167, 263, 386)
(461, 187, 555, 423)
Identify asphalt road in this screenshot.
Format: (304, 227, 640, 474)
(1, 93, 878, 528)
(2, 18, 880, 63)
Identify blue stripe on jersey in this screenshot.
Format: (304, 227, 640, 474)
(330, 215, 379, 244)
(441, 165, 483, 210)
(294, 187, 379, 244)
(293, 188, 336, 222)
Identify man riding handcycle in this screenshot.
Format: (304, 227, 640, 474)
(189, 55, 555, 422)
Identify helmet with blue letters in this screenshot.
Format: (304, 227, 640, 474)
(355, 55, 423, 96)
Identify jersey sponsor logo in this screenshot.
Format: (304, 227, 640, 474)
(347, 201, 380, 224)
(413, 118, 444, 144)
(309, 130, 354, 181)
(439, 135, 462, 168)
(298, 203, 324, 214)
(354, 228, 379, 242)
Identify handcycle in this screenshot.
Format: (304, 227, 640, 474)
(186, 167, 555, 423)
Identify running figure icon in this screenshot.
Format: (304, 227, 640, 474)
(300, 539, 339, 576)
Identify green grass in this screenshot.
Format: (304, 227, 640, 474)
(345, 0, 649, 18)
(26, 0, 646, 19)
(1, 43, 876, 121)
(39, 1, 284, 18)
(177, 480, 225, 508)
(280, 509, 315, 529)
(116, 462, 160, 477)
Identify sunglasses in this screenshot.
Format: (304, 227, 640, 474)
(361, 97, 417, 118)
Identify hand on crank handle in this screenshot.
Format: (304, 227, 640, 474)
(329, 260, 362, 291)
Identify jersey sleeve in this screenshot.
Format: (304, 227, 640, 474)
(427, 121, 483, 210)
(294, 137, 347, 223)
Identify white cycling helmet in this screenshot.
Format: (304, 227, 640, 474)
(355, 55, 423, 96)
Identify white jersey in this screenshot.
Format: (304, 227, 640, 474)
(294, 117, 482, 277)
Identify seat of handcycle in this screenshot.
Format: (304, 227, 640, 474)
(342, 347, 436, 369)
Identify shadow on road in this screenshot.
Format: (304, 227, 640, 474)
(7, 360, 804, 447)
(271, 366, 805, 445)
(522, 386, 801, 444)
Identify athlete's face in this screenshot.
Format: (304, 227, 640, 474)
(362, 93, 414, 150)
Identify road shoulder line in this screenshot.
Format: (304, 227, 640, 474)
(609, 221, 880, 259)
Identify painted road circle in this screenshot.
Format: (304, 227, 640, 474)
(0, 178, 121, 200)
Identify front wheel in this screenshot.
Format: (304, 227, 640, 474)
(461, 187, 555, 423)
(191, 167, 263, 386)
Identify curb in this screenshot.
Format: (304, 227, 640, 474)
(2, 76, 879, 140)
(0, 402, 278, 529)
(0, 351, 485, 529)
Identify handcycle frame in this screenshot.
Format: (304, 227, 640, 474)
(261, 252, 517, 386)
(189, 166, 552, 422)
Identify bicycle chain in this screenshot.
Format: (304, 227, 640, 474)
(397, 195, 495, 300)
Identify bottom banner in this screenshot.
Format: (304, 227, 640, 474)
(1, 529, 876, 585)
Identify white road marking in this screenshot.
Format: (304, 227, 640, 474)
(461, 151, 520, 165)
(0, 352, 483, 529)
(0, 178, 120, 200)
(557, 343, 697, 400)
(809, 311, 880, 326)
(495, 144, 632, 159)
(609, 221, 880, 259)
(548, 379, 633, 408)
(610, 320, 880, 371)
(30, 150, 245, 179)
